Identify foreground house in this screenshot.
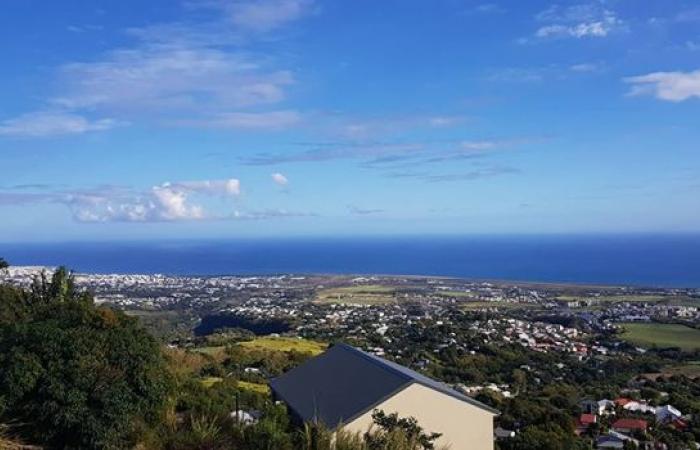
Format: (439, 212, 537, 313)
(270, 343, 498, 450)
(611, 418, 648, 434)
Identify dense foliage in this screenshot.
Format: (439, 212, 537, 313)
(0, 267, 173, 449)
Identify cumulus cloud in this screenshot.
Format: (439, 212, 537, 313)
(271, 173, 289, 186)
(68, 179, 241, 222)
(0, 177, 316, 222)
(0, 111, 120, 137)
(624, 70, 700, 102)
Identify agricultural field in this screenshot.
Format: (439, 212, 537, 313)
(437, 290, 478, 298)
(620, 323, 700, 351)
(238, 337, 327, 356)
(460, 301, 539, 310)
(314, 284, 396, 305)
(556, 295, 667, 304)
(663, 361, 700, 379)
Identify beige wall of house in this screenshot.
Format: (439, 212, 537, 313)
(343, 383, 495, 450)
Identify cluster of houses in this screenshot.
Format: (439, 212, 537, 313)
(576, 398, 687, 449)
(471, 318, 599, 357)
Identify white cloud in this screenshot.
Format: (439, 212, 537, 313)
(169, 179, 241, 196)
(3, 0, 314, 137)
(624, 70, 700, 102)
(54, 48, 293, 112)
(271, 172, 289, 186)
(570, 62, 603, 72)
(0, 111, 119, 137)
(535, 16, 619, 38)
(533, 3, 623, 39)
(69, 178, 241, 222)
(201, 110, 301, 129)
(460, 140, 499, 151)
(225, 0, 314, 32)
(427, 116, 467, 127)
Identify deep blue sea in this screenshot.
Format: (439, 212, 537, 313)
(1, 235, 699, 288)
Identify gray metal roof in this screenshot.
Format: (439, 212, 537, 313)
(269, 343, 498, 428)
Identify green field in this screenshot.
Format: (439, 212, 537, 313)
(620, 323, 700, 351)
(200, 376, 223, 388)
(437, 290, 477, 298)
(238, 337, 327, 355)
(237, 381, 270, 395)
(191, 346, 226, 357)
(557, 295, 667, 304)
(663, 361, 700, 378)
(199, 378, 270, 394)
(460, 301, 538, 310)
(315, 284, 396, 305)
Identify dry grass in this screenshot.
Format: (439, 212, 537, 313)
(238, 337, 327, 356)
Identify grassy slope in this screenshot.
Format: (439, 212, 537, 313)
(621, 323, 700, 351)
(238, 337, 327, 355)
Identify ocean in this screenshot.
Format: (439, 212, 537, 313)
(1, 234, 699, 288)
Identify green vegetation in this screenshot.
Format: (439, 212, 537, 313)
(201, 378, 269, 395)
(620, 322, 700, 351)
(238, 336, 327, 356)
(557, 294, 667, 303)
(663, 361, 700, 378)
(460, 301, 538, 310)
(201, 376, 224, 388)
(0, 267, 173, 449)
(192, 345, 228, 357)
(2, 258, 699, 449)
(437, 290, 477, 298)
(237, 381, 270, 395)
(315, 284, 396, 305)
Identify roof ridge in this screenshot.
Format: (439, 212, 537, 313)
(333, 343, 499, 416)
(334, 343, 414, 382)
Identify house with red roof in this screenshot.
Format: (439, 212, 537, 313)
(574, 413, 597, 435)
(611, 418, 648, 434)
(614, 398, 633, 407)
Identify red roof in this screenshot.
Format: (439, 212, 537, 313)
(615, 397, 632, 406)
(612, 418, 648, 430)
(671, 419, 688, 431)
(579, 414, 597, 425)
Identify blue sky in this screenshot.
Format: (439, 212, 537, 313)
(1, 0, 699, 241)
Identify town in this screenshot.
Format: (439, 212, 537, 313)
(3, 266, 700, 449)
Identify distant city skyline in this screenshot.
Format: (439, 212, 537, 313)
(1, 0, 699, 242)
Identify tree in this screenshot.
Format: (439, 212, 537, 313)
(365, 410, 442, 450)
(0, 268, 174, 449)
(0, 257, 8, 271)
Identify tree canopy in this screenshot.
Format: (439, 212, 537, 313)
(0, 267, 173, 449)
